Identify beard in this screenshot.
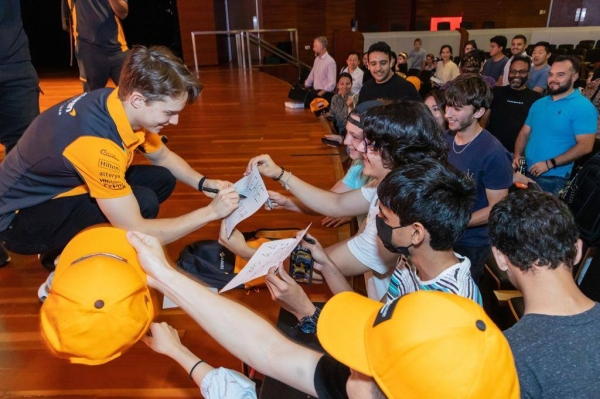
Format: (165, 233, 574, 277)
(509, 75, 527, 89)
(547, 80, 572, 95)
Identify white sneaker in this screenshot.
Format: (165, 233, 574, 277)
(38, 272, 54, 303)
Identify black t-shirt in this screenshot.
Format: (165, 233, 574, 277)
(313, 354, 351, 399)
(357, 74, 422, 104)
(487, 86, 541, 153)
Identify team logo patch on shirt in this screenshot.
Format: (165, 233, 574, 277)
(98, 159, 121, 172)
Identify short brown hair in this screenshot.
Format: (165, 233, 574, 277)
(118, 45, 203, 104)
(445, 75, 492, 111)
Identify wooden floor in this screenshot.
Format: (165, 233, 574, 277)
(0, 67, 349, 398)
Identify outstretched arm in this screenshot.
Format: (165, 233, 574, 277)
(247, 154, 370, 217)
(128, 231, 322, 397)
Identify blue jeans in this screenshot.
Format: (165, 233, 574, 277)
(533, 175, 568, 196)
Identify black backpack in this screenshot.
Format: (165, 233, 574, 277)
(176, 228, 301, 289)
(562, 152, 600, 246)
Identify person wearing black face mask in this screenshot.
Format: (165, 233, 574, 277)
(375, 160, 482, 305)
(375, 215, 412, 256)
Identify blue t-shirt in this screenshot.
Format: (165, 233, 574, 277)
(341, 161, 370, 190)
(445, 129, 513, 247)
(524, 90, 598, 178)
(526, 64, 550, 91)
(482, 56, 508, 81)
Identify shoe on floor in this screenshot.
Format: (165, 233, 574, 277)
(38, 248, 62, 272)
(38, 271, 55, 303)
(0, 244, 10, 268)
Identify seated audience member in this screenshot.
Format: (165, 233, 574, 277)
(583, 66, 600, 133)
(434, 45, 459, 85)
(423, 53, 437, 71)
(444, 75, 513, 284)
(261, 160, 480, 326)
(486, 55, 541, 153)
(441, 49, 496, 90)
(513, 55, 597, 195)
(143, 322, 257, 399)
(328, 73, 353, 135)
(224, 101, 447, 300)
(489, 190, 600, 398)
(407, 38, 427, 76)
(500, 35, 531, 87)
(376, 160, 480, 304)
(357, 42, 421, 104)
(424, 90, 447, 129)
(304, 36, 336, 102)
(526, 42, 551, 93)
(0, 45, 238, 274)
(458, 40, 478, 68)
(482, 35, 509, 83)
(360, 51, 373, 83)
(129, 229, 521, 399)
(340, 51, 364, 94)
(395, 51, 408, 76)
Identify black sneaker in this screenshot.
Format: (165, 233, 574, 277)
(38, 248, 63, 272)
(0, 244, 10, 268)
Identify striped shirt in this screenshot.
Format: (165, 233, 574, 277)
(386, 253, 482, 306)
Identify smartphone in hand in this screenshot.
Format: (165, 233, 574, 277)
(290, 244, 314, 284)
(321, 137, 341, 147)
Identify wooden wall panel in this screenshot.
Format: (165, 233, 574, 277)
(355, 0, 414, 32)
(414, 0, 550, 30)
(177, 0, 218, 67)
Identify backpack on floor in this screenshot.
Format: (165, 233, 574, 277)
(562, 152, 600, 246)
(176, 228, 300, 289)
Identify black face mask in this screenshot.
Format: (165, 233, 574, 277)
(376, 215, 412, 256)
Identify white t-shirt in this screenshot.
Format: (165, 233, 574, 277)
(347, 183, 399, 299)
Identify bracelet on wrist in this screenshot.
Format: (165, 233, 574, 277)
(189, 359, 205, 379)
(198, 177, 207, 191)
(280, 171, 293, 191)
(545, 160, 550, 170)
(273, 167, 285, 181)
(295, 307, 321, 334)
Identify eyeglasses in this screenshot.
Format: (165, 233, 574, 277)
(509, 69, 529, 75)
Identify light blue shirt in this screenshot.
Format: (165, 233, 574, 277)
(525, 90, 598, 177)
(526, 64, 550, 91)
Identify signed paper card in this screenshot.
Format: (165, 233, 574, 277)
(225, 165, 269, 238)
(220, 224, 312, 293)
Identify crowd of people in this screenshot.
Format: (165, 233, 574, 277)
(1, 7, 600, 397)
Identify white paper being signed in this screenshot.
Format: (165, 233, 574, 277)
(224, 164, 269, 238)
(219, 224, 311, 293)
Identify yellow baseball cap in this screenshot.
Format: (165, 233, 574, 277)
(406, 75, 421, 91)
(310, 98, 330, 116)
(317, 291, 519, 399)
(40, 227, 154, 365)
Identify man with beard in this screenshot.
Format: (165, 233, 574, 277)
(357, 41, 421, 105)
(304, 36, 336, 103)
(513, 55, 597, 195)
(444, 75, 513, 284)
(486, 55, 541, 153)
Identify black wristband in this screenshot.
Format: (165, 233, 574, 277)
(550, 158, 557, 169)
(273, 167, 285, 181)
(189, 359, 205, 379)
(198, 177, 207, 191)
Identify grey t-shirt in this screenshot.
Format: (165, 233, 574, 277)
(504, 303, 600, 399)
(408, 48, 426, 70)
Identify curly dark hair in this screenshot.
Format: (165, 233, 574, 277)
(378, 160, 475, 250)
(362, 101, 448, 169)
(489, 190, 579, 271)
